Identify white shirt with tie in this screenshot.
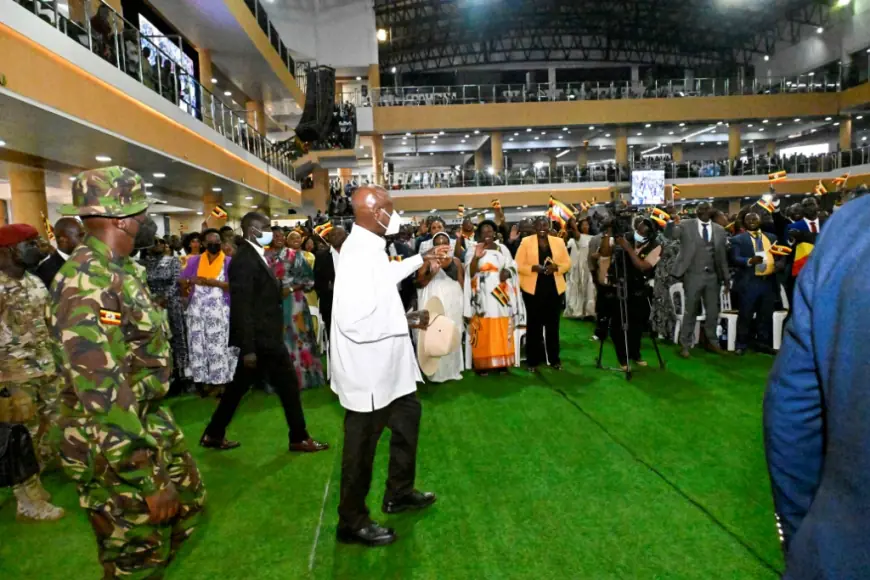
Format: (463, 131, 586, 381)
(330, 225, 424, 413)
(804, 218, 820, 233)
(246, 239, 269, 266)
(697, 219, 712, 241)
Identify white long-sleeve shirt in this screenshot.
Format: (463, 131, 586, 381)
(330, 225, 424, 412)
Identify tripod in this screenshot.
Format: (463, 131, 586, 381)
(596, 246, 666, 380)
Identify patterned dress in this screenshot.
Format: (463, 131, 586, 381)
(270, 249, 325, 389)
(651, 238, 682, 340)
(181, 256, 238, 385)
(142, 254, 188, 378)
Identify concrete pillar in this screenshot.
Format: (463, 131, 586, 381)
(68, 0, 87, 24)
(615, 127, 628, 167)
(548, 67, 556, 99)
(631, 65, 640, 84)
(684, 69, 695, 92)
(302, 167, 329, 212)
(245, 100, 266, 134)
(526, 72, 534, 93)
(9, 166, 48, 236)
(371, 134, 384, 185)
(728, 199, 742, 216)
(199, 49, 214, 93)
(368, 64, 380, 89)
(549, 155, 557, 176)
(491, 132, 504, 174)
(766, 141, 777, 156)
(840, 118, 852, 151)
(577, 144, 589, 169)
(0, 200, 8, 226)
(474, 148, 485, 172)
(672, 143, 684, 163)
(728, 125, 741, 160)
(339, 167, 352, 186)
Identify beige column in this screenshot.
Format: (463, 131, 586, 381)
(615, 127, 628, 167)
(199, 50, 214, 127)
(9, 166, 48, 236)
(339, 167, 352, 186)
(728, 125, 741, 160)
(68, 0, 87, 24)
(245, 100, 267, 134)
(302, 167, 330, 212)
(577, 143, 589, 169)
(0, 200, 8, 226)
(549, 155, 557, 175)
(490, 132, 503, 174)
(840, 118, 852, 151)
(368, 64, 381, 89)
(671, 143, 684, 163)
(766, 141, 777, 156)
(371, 134, 384, 185)
(474, 148, 485, 172)
(728, 199, 742, 215)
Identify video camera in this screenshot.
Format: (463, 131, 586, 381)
(604, 202, 641, 238)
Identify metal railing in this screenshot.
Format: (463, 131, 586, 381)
(363, 76, 842, 107)
(242, 0, 297, 79)
(337, 146, 870, 191)
(14, 0, 299, 176)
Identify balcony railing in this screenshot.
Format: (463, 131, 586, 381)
(362, 76, 842, 107)
(241, 0, 296, 79)
(13, 0, 298, 176)
(340, 146, 870, 191)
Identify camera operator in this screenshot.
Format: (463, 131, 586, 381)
(600, 217, 662, 370)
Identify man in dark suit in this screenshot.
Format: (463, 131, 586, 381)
(664, 202, 730, 358)
(200, 212, 328, 453)
(764, 194, 870, 580)
(314, 226, 347, 341)
(35, 218, 83, 288)
(783, 197, 827, 309)
(729, 212, 778, 355)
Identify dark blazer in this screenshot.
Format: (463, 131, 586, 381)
(228, 241, 284, 356)
(786, 218, 826, 246)
(664, 219, 730, 283)
(729, 231, 777, 288)
(764, 195, 870, 579)
(389, 240, 416, 311)
(313, 249, 335, 317)
(34, 252, 66, 289)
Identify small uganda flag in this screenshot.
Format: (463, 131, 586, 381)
(314, 222, 333, 239)
(671, 185, 681, 200)
(99, 308, 122, 326)
(813, 181, 827, 196)
(770, 244, 793, 257)
(457, 204, 465, 218)
(547, 196, 575, 227)
(833, 173, 850, 189)
(758, 199, 776, 213)
(41, 212, 55, 243)
(792, 243, 814, 277)
(491, 284, 510, 307)
(768, 170, 787, 183)
(491, 199, 501, 209)
(211, 205, 228, 220)
(651, 208, 670, 229)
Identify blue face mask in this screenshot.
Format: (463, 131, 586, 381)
(253, 227, 273, 247)
(633, 231, 647, 244)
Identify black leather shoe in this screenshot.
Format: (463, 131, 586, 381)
(336, 523, 397, 547)
(199, 434, 241, 450)
(382, 490, 437, 514)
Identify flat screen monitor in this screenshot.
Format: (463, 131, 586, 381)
(631, 170, 665, 206)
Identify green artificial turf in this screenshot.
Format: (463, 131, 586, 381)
(0, 321, 783, 579)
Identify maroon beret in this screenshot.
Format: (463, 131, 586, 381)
(0, 224, 39, 247)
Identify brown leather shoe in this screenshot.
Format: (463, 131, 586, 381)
(289, 438, 330, 453)
(678, 348, 691, 359)
(200, 434, 241, 450)
(704, 343, 725, 355)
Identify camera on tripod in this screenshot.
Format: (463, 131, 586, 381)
(604, 202, 640, 239)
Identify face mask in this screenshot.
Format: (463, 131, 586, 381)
(15, 244, 43, 269)
(206, 242, 222, 255)
(254, 228, 273, 247)
(633, 231, 647, 244)
(133, 217, 158, 251)
(377, 209, 401, 237)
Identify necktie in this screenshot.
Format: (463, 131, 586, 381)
(810, 221, 818, 234)
(702, 223, 709, 243)
(753, 233, 765, 275)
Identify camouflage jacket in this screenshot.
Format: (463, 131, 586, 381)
(0, 270, 55, 382)
(48, 235, 172, 494)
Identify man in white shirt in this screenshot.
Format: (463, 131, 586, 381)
(35, 217, 83, 288)
(331, 186, 448, 547)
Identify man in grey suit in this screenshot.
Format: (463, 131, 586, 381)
(665, 202, 729, 358)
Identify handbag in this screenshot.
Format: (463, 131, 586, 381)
(0, 423, 40, 488)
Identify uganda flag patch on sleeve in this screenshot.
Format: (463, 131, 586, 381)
(99, 309, 122, 326)
(491, 285, 510, 307)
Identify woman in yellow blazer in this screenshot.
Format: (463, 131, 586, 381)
(516, 216, 572, 371)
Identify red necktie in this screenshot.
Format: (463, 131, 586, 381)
(810, 221, 818, 234)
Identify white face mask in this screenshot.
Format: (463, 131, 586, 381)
(377, 209, 402, 236)
(253, 227, 273, 247)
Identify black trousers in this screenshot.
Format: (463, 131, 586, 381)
(609, 293, 650, 366)
(338, 393, 421, 531)
(522, 290, 562, 367)
(204, 347, 309, 443)
(736, 276, 777, 349)
(594, 282, 612, 339)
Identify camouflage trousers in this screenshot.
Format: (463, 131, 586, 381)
(2, 374, 62, 468)
(61, 406, 206, 580)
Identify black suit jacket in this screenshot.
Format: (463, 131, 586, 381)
(35, 252, 66, 289)
(313, 249, 335, 318)
(228, 241, 285, 356)
(389, 241, 416, 312)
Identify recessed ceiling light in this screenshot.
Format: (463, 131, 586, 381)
(858, 115, 864, 120)
(95, 155, 112, 162)
(0, 139, 6, 148)
(716, 141, 722, 145)
(764, 55, 770, 61)
(794, 118, 801, 122)
(759, 128, 765, 132)
(558, 135, 563, 139)
(355, 76, 362, 81)
(212, 187, 222, 192)
(430, 140, 436, 144)
(645, 123, 651, 128)
(777, 122, 783, 126)
(390, 66, 397, 73)
(749, 139, 755, 143)
(825, 117, 832, 121)
(637, 132, 642, 136)
(534, 137, 539, 140)
(811, 129, 817, 133)
(223, 91, 232, 96)
(605, 133, 611, 137)
(668, 131, 674, 135)
(748, 124, 754, 127)
(526, 128, 532, 132)
(461, 139, 466, 143)
(153, 173, 166, 178)
(211, 78, 218, 84)
(808, 72, 815, 77)
(439, 131, 445, 135)
(562, 127, 568, 131)
(589, 126, 595, 130)
(509, 137, 514, 141)
(474, 130, 480, 134)
(679, 122, 685, 127)
(816, 27, 824, 34)
(144, 182, 153, 187)
(405, 132, 412, 136)
(834, 122, 841, 126)
(429, 152, 434, 155)
(197, 211, 203, 216)
(245, 196, 254, 200)
(514, 132, 519, 136)
(716, 121, 723, 126)
(145, 191, 153, 196)
(526, 149, 531, 152)
(251, 205, 258, 209)
(432, 136, 438, 140)
(68, 176, 77, 182)
(225, 202, 233, 206)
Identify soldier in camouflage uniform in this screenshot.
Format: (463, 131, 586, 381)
(0, 223, 65, 521)
(48, 167, 205, 579)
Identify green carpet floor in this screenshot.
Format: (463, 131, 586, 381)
(0, 321, 782, 579)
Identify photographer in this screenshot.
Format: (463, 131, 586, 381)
(600, 217, 661, 370)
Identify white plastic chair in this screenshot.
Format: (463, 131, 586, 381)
(773, 285, 790, 351)
(719, 285, 738, 352)
(669, 283, 703, 346)
(464, 330, 473, 371)
(514, 327, 526, 367)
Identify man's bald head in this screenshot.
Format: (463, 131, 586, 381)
(54, 217, 84, 254)
(352, 185, 394, 237)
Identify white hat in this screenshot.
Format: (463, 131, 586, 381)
(417, 296, 461, 377)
